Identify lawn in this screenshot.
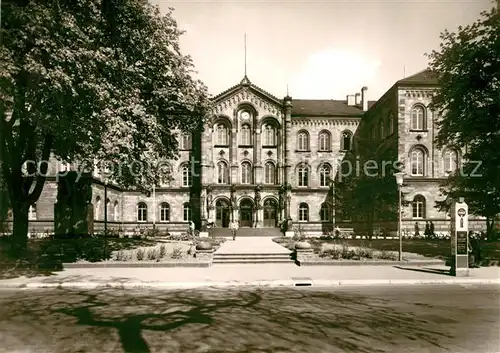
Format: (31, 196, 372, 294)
(335, 238, 500, 262)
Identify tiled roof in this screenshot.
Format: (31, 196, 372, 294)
(397, 69, 438, 85)
(212, 76, 377, 117)
(291, 99, 365, 117)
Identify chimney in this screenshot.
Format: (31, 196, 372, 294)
(346, 94, 355, 106)
(355, 93, 361, 105)
(361, 86, 368, 111)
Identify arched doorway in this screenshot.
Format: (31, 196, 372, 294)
(263, 199, 277, 227)
(215, 199, 230, 228)
(239, 199, 253, 227)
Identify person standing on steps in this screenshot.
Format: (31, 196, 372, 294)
(230, 219, 239, 240)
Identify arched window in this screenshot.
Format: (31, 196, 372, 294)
(216, 123, 229, 145)
(443, 149, 458, 173)
(297, 165, 308, 187)
(320, 203, 331, 222)
(217, 161, 229, 184)
(160, 202, 170, 222)
(106, 198, 111, 221)
(94, 196, 101, 220)
(318, 131, 331, 151)
(113, 201, 119, 221)
(181, 164, 192, 187)
(180, 132, 192, 150)
(389, 114, 395, 135)
(263, 124, 276, 146)
(264, 162, 276, 184)
(380, 120, 385, 139)
(137, 202, 147, 222)
(341, 131, 352, 151)
(183, 203, 191, 222)
(160, 163, 173, 187)
(298, 203, 309, 222)
(297, 131, 309, 151)
(412, 195, 426, 219)
(410, 148, 425, 176)
(241, 162, 252, 184)
(28, 204, 37, 220)
(240, 124, 251, 145)
(319, 164, 331, 187)
(411, 106, 425, 130)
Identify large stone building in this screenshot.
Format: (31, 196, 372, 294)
(4, 69, 490, 237)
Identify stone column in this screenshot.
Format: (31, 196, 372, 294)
(257, 208, 264, 228)
(254, 128, 262, 184)
(231, 126, 238, 183)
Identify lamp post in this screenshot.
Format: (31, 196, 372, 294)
(152, 183, 156, 229)
(104, 179, 108, 236)
(394, 172, 404, 261)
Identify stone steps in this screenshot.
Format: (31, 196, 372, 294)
(213, 252, 293, 264)
(209, 228, 282, 238)
(213, 259, 292, 264)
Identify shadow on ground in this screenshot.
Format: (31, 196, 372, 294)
(1, 286, 495, 353)
(393, 266, 453, 276)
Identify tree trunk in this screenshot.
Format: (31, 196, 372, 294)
(10, 200, 29, 256)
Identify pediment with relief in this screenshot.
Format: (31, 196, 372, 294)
(212, 78, 284, 118)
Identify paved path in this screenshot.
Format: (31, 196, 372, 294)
(215, 236, 291, 254)
(0, 264, 498, 288)
(0, 285, 498, 353)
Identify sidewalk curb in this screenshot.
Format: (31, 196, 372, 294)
(1, 278, 499, 289)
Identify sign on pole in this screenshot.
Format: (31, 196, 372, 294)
(450, 198, 469, 276)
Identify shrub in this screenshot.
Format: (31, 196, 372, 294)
(321, 248, 341, 259)
(115, 251, 126, 261)
(144, 228, 160, 238)
(377, 250, 398, 261)
(159, 244, 166, 259)
(171, 246, 183, 259)
(147, 248, 158, 260)
(136, 249, 145, 261)
(356, 246, 373, 259)
(340, 241, 350, 259)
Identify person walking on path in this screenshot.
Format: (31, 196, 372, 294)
(469, 235, 482, 267)
(424, 221, 431, 238)
(430, 221, 435, 238)
(189, 221, 195, 237)
(230, 220, 239, 240)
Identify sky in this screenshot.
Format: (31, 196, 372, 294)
(151, 0, 491, 101)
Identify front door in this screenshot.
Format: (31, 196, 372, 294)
(216, 200, 230, 228)
(239, 199, 253, 227)
(263, 199, 277, 227)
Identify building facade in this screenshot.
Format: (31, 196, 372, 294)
(4, 70, 491, 237)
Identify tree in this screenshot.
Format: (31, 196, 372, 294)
(335, 138, 404, 239)
(427, 1, 500, 237)
(0, 0, 211, 254)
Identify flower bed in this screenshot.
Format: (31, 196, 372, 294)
(272, 236, 440, 263)
(0, 234, 227, 275)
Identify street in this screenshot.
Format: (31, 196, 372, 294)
(0, 285, 498, 353)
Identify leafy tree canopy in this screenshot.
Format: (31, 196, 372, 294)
(427, 1, 500, 231)
(0, 0, 211, 251)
